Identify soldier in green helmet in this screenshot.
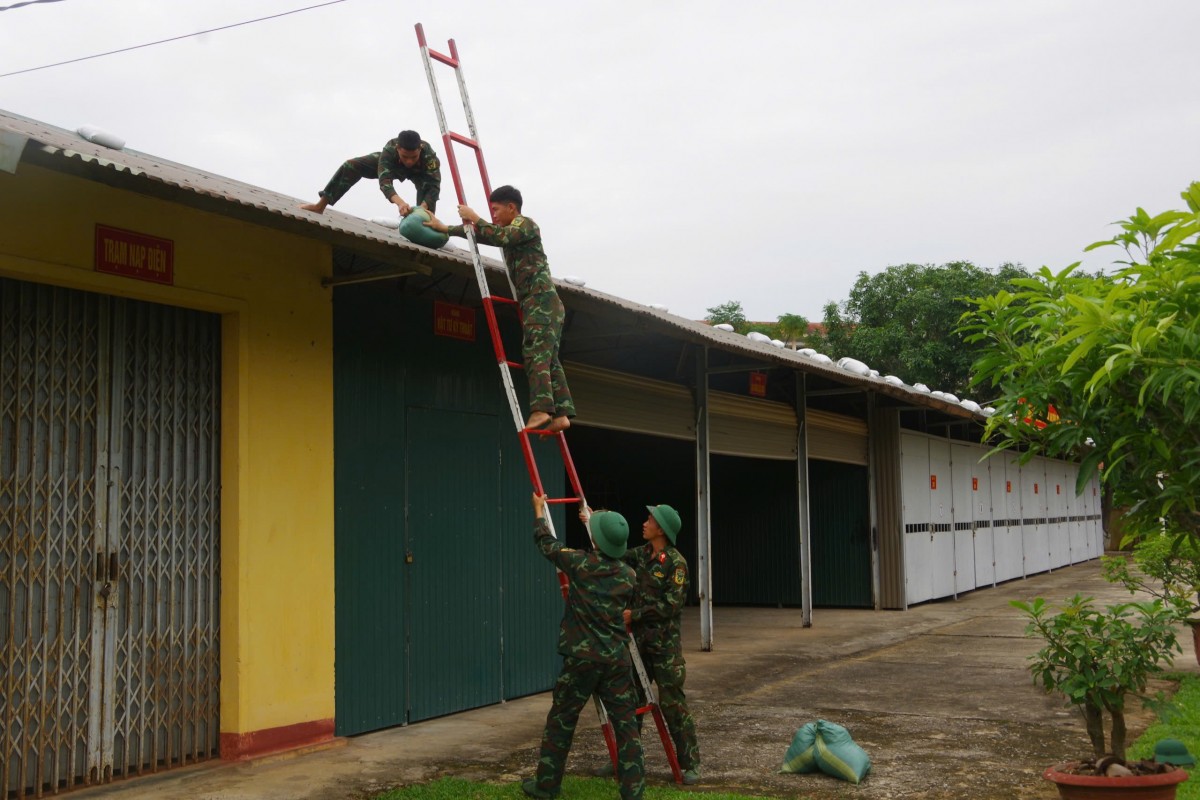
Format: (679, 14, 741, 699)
(524, 493, 644, 800)
(299, 129, 441, 217)
(584, 502, 701, 785)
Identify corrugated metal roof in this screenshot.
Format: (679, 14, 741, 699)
(1, 107, 984, 422)
(1, 109, 420, 251)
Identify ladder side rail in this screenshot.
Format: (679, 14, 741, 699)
(448, 37, 485, 151)
(416, 27, 452, 149)
(497, 363, 526, 432)
(421, 23, 514, 348)
(556, 434, 586, 507)
(627, 635, 684, 784)
(439, 135, 472, 210)
(416, 18, 593, 583)
(417, 25, 518, 310)
(418, 27, 647, 782)
(442, 134, 520, 302)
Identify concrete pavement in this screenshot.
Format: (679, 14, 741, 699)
(73, 559, 1197, 800)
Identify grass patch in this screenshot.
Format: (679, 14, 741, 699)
(1128, 672, 1200, 799)
(373, 775, 780, 800)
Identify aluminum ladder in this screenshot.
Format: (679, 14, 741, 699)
(413, 23, 683, 784)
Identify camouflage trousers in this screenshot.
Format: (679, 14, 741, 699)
(317, 152, 381, 205)
(638, 653, 700, 771)
(522, 291, 575, 418)
(536, 655, 644, 800)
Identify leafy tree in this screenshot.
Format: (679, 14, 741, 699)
(961, 182, 1200, 542)
(705, 300, 747, 328)
(775, 313, 811, 348)
(703, 303, 810, 343)
(815, 261, 1028, 394)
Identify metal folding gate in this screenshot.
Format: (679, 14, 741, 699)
(1, 278, 221, 798)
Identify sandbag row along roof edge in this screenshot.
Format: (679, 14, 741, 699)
(1, 106, 982, 422)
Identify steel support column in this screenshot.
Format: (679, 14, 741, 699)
(794, 372, 813, 627)
(867, 392, 882, 610)
(694, 346, 713, 650)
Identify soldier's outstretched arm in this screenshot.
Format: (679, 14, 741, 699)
(475, 215, 539, 248)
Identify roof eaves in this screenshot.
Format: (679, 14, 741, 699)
(3, 108, 984, 424)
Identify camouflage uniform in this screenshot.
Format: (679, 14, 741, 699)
(533, 518, 644, 800)
(623, 543, 700, 772)
(317, 138, 441, 211)
(449, 216, 574, 418)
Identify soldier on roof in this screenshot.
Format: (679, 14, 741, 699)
(299, 130, 441, 216)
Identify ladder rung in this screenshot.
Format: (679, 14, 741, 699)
(414, 24, 460, 67)
(635, 704, 655, 716)
(523, 428, 562, 437)
(447, 131, 480, 150)
(504, 360, 523, 369)
(487, 296, 518, 306)
(545, 497, 581, 505)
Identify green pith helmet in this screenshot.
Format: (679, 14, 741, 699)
(1155, 737, 1196, 766)
(589, 510, 629, 559)
(646, 504, 682, 545)
(398, 207, 449, 249)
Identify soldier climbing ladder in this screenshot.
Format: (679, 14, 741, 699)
(413, 23, 684, 784)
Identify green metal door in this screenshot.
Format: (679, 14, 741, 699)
(334, 284, 563, 734)
(810, 461, 872, 607)
(405, 407, 502, 722)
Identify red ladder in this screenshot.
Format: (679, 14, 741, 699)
(414, 23, 683, 785)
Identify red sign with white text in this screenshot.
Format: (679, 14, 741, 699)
(433, 301, 476, 342)
(95, 225, 174, 285)
(749, 371, 767, 397)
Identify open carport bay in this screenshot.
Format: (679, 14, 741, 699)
(565, 426, 873, 610)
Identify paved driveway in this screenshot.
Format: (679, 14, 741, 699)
(76, 559, 1196, 800)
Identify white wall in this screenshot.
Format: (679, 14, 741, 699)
(897, 431, 1102, 606)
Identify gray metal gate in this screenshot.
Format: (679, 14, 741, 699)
(1, 279, 220, 798)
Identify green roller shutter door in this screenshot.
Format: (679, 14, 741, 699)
(334, 285, 561, 735)
(810, 461, 872, 607)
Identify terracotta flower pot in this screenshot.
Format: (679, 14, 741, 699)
(1043, 762, 1188, 799)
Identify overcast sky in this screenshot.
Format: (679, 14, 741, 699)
(3, 0, 1197, 322)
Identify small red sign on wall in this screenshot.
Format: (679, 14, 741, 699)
(433, 301, 476, 341)
(95, 224, 174, 285)
(930, 474, 937, 490)
(749, 371, 767, 397)
(1056, 484, 1061, 495)
(972, 477, 978, 491)
(1006, 481, 1012, 493)
(1034, 483, 1040, 494)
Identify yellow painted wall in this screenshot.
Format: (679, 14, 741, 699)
(0, 163, 335, 736)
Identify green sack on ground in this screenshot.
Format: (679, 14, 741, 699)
(780, 722, 818, 773)
(813, 719, 871, 784)
(398, 208, 449, 249)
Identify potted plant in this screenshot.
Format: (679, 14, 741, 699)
(1104, 534, 1200, 665)
(964, 184, 1200, 797)
(1012, 595, 1187, 798)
